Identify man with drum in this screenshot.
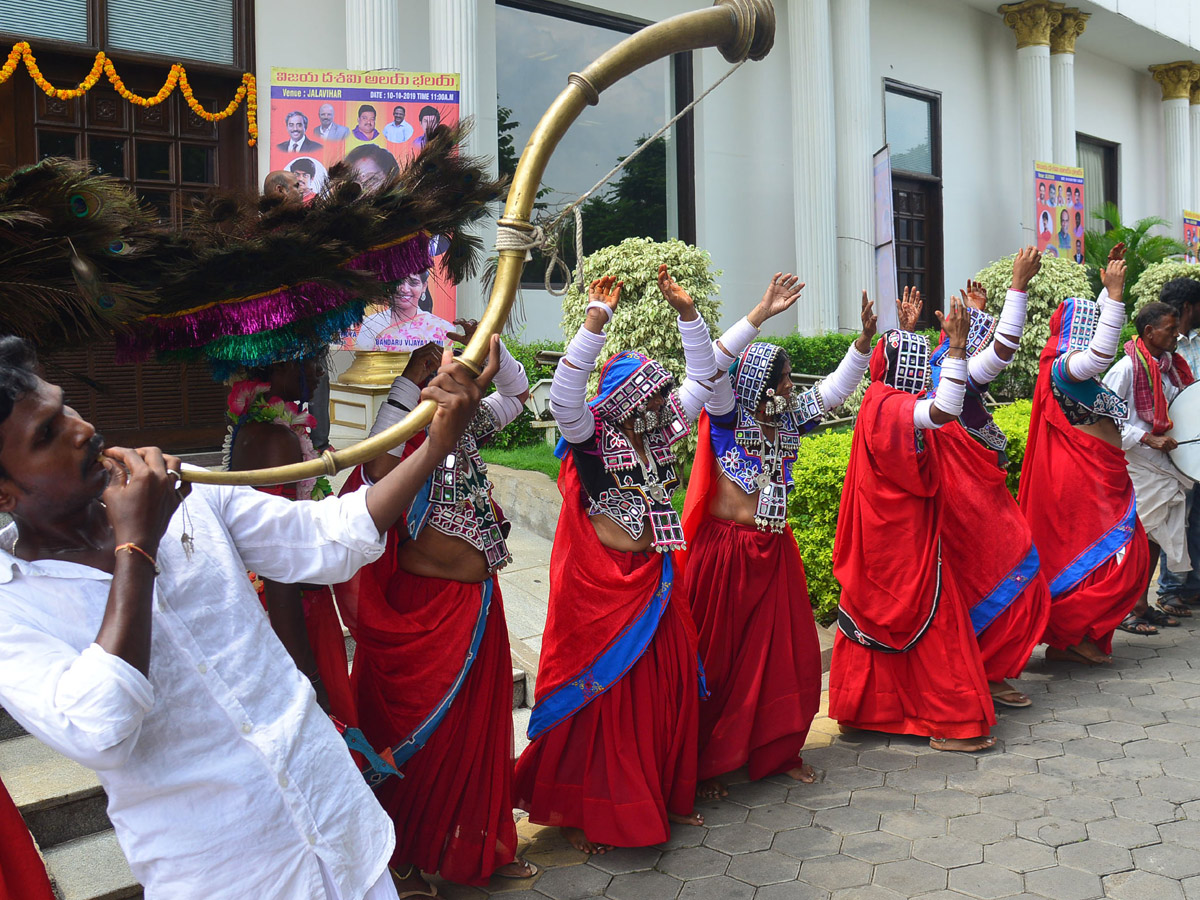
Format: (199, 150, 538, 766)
(1103, 301, 1195, 628)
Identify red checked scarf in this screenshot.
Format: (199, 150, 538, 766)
(1125, 337, 1194, 435)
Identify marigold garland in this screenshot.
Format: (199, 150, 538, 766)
(0, 42, 258, 146)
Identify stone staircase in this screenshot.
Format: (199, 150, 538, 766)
(0, 706, 141, 900)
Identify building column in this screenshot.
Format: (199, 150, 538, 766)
(1000, 2, 1063, 242)
(430, 0, 494, 319)
(831, 0, 874, 332)
(1150, 62, 1199, 238)
(345, 0, 404, 69)
(1049, 8, 1088, 166)
(1191, 82, 1200, 211)
(790, 0, 839, 335)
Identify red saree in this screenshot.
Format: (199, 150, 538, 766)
(0, 779, 53, 900)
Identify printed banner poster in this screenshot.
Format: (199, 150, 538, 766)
(1034, 162, 1085, 263)
(1185, 211, 1200, 264)
(269, 67, 461, 350)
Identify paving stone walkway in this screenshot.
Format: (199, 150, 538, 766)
(430, 617, 1200, 900)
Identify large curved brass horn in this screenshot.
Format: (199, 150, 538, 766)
(183, 0, 775, 486)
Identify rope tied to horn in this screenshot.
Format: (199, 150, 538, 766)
(494, 57, 747, 297)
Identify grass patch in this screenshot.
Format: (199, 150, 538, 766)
(481, 443, 562, 481)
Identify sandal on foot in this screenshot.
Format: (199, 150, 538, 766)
(494, 859, 539, 880)
(1118, 613, 1159, 636)
(1143, 607, 1179, 628)
(990, 688, 1032, 708)
(1159, 600, 1192, 618)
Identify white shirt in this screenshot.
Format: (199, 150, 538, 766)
(0, 480, 393, 900)
(1103, 354, 1189, 483)
(383, 121, 413, 143)
(1177, 329, 1200, 378)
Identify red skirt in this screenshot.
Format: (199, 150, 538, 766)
(1041, 523, 1148, 655)
(0, 779, 53, 900)
(353, 574, 517, 886)
(513, 600, 699, 848)
(829, 577, 995, 740)
(685, 516, 821, 781)
(303, 585, 356, 727)
(976, 576, 1052, 682)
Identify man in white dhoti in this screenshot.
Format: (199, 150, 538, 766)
(1104, 301, 1195, 629)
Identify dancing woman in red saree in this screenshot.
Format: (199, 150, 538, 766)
(1018, 253, 1148, 664)
(514, 276, 707, 854)
(680, 271, 875, 799)
(831, 299, 997, 753)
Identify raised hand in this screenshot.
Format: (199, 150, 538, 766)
(1101, 257, 1127, 300)
(856, 291, 878, 353)
(896, 286, 922, 332)
(748, 272, 804, 327)
(657, 265, 698, 321)
(584, 276, 623, 334)
(935, 296, 970, 356)
(102, 446, 184, 557)
(1108, 242, 1127, 264)
(423, 336, 501, 455)
(445, 317, 480, 345)
(1010, 247, 1042, 293)
(400, 341, 443, 384)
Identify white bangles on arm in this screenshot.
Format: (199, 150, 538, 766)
(712, 316, 759, 370)
(818, 344, 870, 409)
(678, 315, 723, 419)
(549, 326, 607, 443)
(368, 377, 421, 457)
(1064, 288, 1125, 381)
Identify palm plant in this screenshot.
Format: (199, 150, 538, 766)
(1083, 202, 1184, 309)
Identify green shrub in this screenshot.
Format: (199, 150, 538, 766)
(990, 399, 1032, 497)
(760, 332, 857, 376)
(1130, 260, 1200, 314)
(1083, 203, 1184, 304)
(974, 254, 1093, 399)
(487, 336, 563, 450)
(562, 237, 722, 466)
(786, 428, 855, 624)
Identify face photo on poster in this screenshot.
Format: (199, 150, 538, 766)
(269, 68, 461, 329)
(1034, 162, 1085, 261)
(1185, 212, 1200, 264)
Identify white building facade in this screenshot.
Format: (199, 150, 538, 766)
(252, 0, 1200, 341)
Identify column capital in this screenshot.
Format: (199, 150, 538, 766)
(1191, 80, 1200, 105)
(1150, 62, 1200, 101)
(998, 1, 1065, 49)
(1049, 8, 1090, 54)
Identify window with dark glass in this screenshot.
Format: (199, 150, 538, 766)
(885, 80, 943, 328)
(496, 0, 695, 288)
(1076, 134, 1118, 233)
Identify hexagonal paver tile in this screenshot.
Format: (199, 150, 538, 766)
(982, 836, 1057, 873)
(528, 863, 611, 900)
(1057, 707, 1112, 726)
(1086, 721, 1148, 742)
(803, 746, 859, 769)
(974, 754, 1038, 777)
(1037, 756, 1102, 780)
(1159, 819, 1200, 849)
(1103, 870, 1186, 900)
(745, 803, 813, 832)
(1109, 706, 1168, 727)
(912, 834, 983, 868)
(724, 850, 799, 887)
(813, 805, 881, 835)
(1048, 794, 1115, 823)
(879, 810, 947, 840)
(1146, 722, 1200, 742)
(674, 874, 754, 900)
(1006, 740, 1064, 760)
(1059, 737, 1125, 761)
(723, 780, 789, 809)
(1073, 775, 1141, 801)
(1055, 838, 1135, 876)
(1139, 775, 1200, 803)
(605, 870, 682, 900)
(916, 789, 980, 818)
(1161, 758, 1200, 784)
(773, 826, 842, 860)
(947, 862, 1024, 899)
(871, 858, 946, 894)
(1031, 721, 1088, 741)
(1015, 815, 1087, 847)
(980, 793, 1045, 821)
(692, 802, 746, 828)
(788, 784, 853, 812)
(588, 847, 661, 875)
(821, 767, 885, 791)
(1099, 757, 1165, 780)
(947, 813, 1017, 845)
(798, 855, 872, 891)
(831, 888, 905, 900)
(944, 770, 1010, 797)
(1024, 864, 1103, 900)
(656, 823, 707, 851)
(857, 749, 917, 772)
(849, 788, 915, 813)
(656, 847, 728, 881)
(884, 768, 947, 794)
(1125, 739, 1187, 760)
(1112, 796, 1182, 825)
(1008, 773, 1074, 801)
(839, 831, 911, 864)
(701, 824, 772, 856)
(1133, 843, 1200, 879)
(913, 752, 979, 774)
(754, 882, 831, 900)
(1086, 816, 1162, 849)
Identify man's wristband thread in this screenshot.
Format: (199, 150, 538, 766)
(115, 542, 160, 574)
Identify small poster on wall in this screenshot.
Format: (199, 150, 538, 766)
(1034, 162, 1086, 263)
(269, 68, 461, 350)
(1185, 211, 1200, 263)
